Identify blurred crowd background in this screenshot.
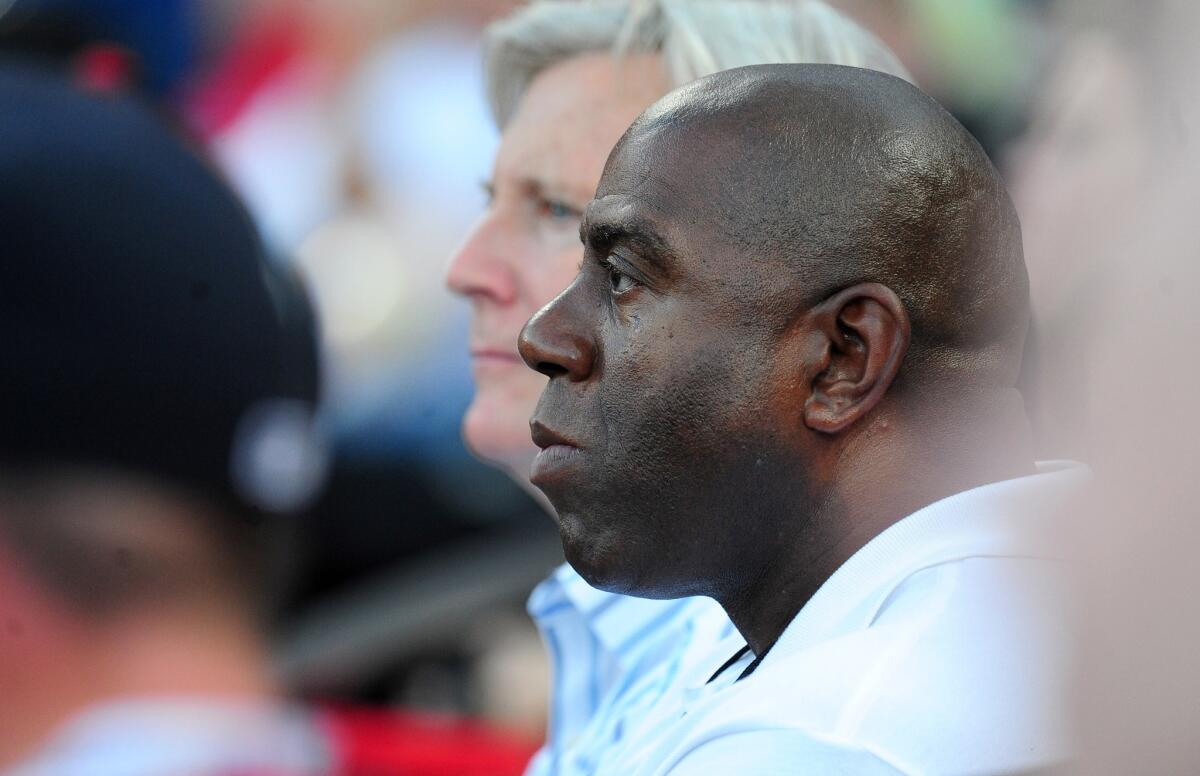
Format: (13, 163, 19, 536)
(1, 0, 1197, 772)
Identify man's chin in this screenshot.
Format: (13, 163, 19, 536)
(564, 548, 629, 594)
(558, 516, 645, 596)
(560, 524, 700, 600)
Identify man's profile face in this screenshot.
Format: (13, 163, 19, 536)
(446, 53, 668, 484)
(519, 125, 819, 597)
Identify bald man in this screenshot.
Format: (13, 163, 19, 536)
(519, 64, 1083, 775)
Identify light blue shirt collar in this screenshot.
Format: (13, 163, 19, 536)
(529, 563, 711, 670)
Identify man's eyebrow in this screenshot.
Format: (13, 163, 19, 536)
(517, 175, 592, 206)
(488, 172, 592, 207)
(579, 214, 676, 266)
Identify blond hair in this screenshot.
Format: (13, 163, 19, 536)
(484, 0, 912, 128)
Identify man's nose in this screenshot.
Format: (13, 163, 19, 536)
(445, 214, 517, 305)
(518, 282, 595, 381)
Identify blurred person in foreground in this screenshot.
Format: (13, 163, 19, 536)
(445, 1, 910, 772)
(1005, 2, 1200, 772)
(519, 63, 1083, 774)
(0, 66, 329, 775)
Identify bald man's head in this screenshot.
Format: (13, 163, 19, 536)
(604, 63, 1028, 394)
(519, 64, 1032, 598)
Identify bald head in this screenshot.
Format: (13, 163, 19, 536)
(602, 63, 1028, 393)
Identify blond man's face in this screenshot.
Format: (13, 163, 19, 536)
(446, 53, 668, 484)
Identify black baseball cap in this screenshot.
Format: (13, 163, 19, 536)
(0, 64, 327, 516)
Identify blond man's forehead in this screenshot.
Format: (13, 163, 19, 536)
(493, 53, 669, 199)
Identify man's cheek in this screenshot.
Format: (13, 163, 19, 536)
(602, 378, 725, 474)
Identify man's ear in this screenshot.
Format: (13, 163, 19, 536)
(801, 283, 910, 434)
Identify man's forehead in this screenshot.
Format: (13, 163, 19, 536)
(491, 52, 670, 197)
(598, 111, 741, 205)
(581, 194, 664, 240)
(587, 121, 699, 214)
(590, 139, 680, 217)
(580, 120, 730, 257)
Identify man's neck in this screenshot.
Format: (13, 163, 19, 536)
(719, 389, 1035, 658)
(0, 605, 277, 771)
(95, 605, 279, 699)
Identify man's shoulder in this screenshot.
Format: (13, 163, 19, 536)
(677, 555, 1072, 774)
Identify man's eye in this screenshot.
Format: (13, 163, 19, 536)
(607, 260, 637, 295)
(536, 198, 581, 221)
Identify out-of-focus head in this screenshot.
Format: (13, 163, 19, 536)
(446, 0, 911, 485)
(518, 64, 1027, 596)
(0, 64, 328, 768)
(0, 64, 327, 624)
(1006, 31, 1154, 459)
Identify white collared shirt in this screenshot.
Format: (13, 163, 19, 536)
(597, 461, 1086, 776)
(525, 564, 735, 776)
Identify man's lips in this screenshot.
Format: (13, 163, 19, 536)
(529, 420, 584, 486)
(470, 346, 522, 362)
(470, 346, 523, 372)
(530, 420, 578, 450)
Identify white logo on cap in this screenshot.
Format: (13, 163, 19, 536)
(230, 399, 329, 513)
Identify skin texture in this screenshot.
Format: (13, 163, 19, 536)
(446, 53, 669, 486)
(519, 64, 1035, 656)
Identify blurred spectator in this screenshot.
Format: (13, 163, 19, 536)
(0, 66, 329, 774)
(0, 0, 198, 96)
(1004, 1, 1200, 773)
(1007, 5, 1157, 459)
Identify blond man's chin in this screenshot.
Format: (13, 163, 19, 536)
(462, 399, 541, 481)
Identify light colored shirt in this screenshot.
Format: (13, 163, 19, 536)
(596, 460, 1086, 776)
(5, 698, 330, 776)
(525, 563, 735, 776)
